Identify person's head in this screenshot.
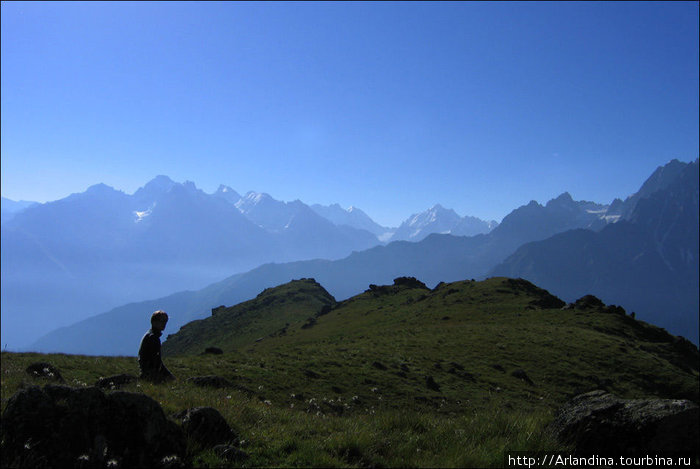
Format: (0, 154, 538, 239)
(150, 310, 169, 332)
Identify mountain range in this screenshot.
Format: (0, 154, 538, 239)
(6, 159, 697, 354)
(28, 175, 638, 355)
(310, 203, 393, 240)
(1, 178, 496, 349)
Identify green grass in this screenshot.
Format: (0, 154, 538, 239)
(2, 277, 697, 467)
(163, 278, 335, 355)
(0, 352, 567, 467)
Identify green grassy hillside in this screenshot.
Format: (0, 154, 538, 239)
(2, 276, 697, 467)
(166, 276, 697, 410)
(162, 278, 336, 355)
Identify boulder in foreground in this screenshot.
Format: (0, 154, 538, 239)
(549, 390, 699, 456)
(1, 384, 186, 468)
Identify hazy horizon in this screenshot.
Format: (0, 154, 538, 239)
(2, 2, 698, 226)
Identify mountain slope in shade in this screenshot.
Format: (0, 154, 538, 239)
(491, 159, 699, 343)
(617, 158, 691, 219)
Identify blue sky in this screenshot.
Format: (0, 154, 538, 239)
(1, 1, 698, 226)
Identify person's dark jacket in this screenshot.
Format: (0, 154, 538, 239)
(138, 328, 174, 382)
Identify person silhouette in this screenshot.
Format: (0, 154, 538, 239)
(138, 310, 175, 383)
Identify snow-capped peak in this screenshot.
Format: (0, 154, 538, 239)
(390, 204, 495, 242)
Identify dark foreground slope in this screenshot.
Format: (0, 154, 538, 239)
(2, 277, 698, 467)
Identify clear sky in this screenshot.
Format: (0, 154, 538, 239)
(1, 2, 698, 226)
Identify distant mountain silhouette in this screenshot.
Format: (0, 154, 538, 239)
(310, 203, 392, 239)
(212, 184, 242, 204)
(232, 192, 378, 259)
(617, 159, 691, 219)
(1, 197, 39, 223)
(31, 189, 620, 355)
(491, 159, 699, 343)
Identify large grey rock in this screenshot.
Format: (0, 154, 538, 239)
(550, 390, 699, 455)
(1, 384, 186, 468)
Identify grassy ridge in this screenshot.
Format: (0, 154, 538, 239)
(191, 276, 697, 412)
(162, 278, 335, 355)
(2, 276, 697, 467)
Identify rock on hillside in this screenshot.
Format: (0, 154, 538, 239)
(550, 390, 699, 456)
